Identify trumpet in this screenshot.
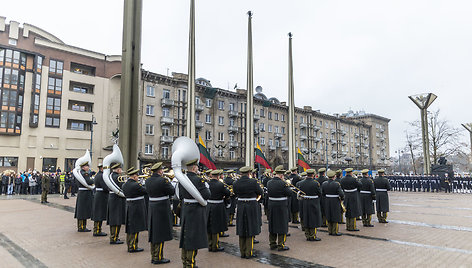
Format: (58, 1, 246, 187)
(285, 178, 307, 197)
(219, 178, 234, 194)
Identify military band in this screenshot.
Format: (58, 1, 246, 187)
(91, 163, 108, 236)
(107, 163, 126, 244)
(296, 168, 322, 241)
(74, 161, 94, 232)
(359, 169, 376, 227)
(322, 170, 345, 236)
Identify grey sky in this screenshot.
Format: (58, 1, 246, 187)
(4, 0, 472, 156)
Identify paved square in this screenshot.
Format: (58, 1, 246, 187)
(1, 191, 471, 267)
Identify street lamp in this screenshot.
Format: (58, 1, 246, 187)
(90, 115, 98, 161)
(408, 93, 437, 174)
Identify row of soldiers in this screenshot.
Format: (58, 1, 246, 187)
(386, 174, 472, 193)
(73, 160, 390, 267)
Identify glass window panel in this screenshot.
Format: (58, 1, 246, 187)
(8, 112, 15, 128)
(56, 61, 63, 74)
(49, 60, 56, 73)
(0, 67, 3, 84)
(35, 74, 41, 89)
(9, 90, 16, 106)
(13, 51, 20, 64)
(48, 77, 55, 90)
(4, 68, 11, 84)
(2, 90, 9, 106)
(11, 69, 18, 85)
(46, 117, 52, 126)
(47, 97, 54, 110)
(55, 78, 62, 92)
(37, 56, 42, 70)
(5, 50, 12, 63)
(54, 98, 61, 110)
(53, 118, 60, 126)
(0, 49, 4, 63)
(0, 113, 6, 127)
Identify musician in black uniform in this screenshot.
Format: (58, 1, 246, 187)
(122, 169, 147, 253)
(207, 169, 231, 252)
(288, 167, 301, 224)
(107, 163, 126, 244)
(146, 162, 174, 264)
(296, 169, 322, 241)
(74, 161, 94, 232)
(340, 168, 362, 231)
(92, 163, 108, 236)
(334, 169, 346, 224)
(179, 159, 210, 268)
(359, 169, 376, 227)
(262, 169, 273, 219)
(267, 165, 292, 251)
(233, 166, 263, 259)
(374, 169, 391, 223)
(316, 168, 328, 227)
(322, 170, 345, 236)
(224, 170, 237, 227)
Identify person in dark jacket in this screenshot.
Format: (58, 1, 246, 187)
(316, 168, 328, 227)
(92, 164, 108, 236)
(74, 162, 94, 232)
(146, 162, 174, 264)
(340, 168, 362, 231)
(41, 172, 50, 203)
(296, 169, 322, 241)
(223, 170, 237, 227)
(233, 166, 263, 259)
(288, 167, 301, 224)
(267, 165, 292, 251)
(359, 169, 376, 227)
(107, 163, 126, 244)
(335, 169, 346, 224)
(122, 169, 147, 253)
(374, 169, 391, 223)
(207, 169, 231, 252)
(179, 159, 211, 268)
(322, 170, 345, 236)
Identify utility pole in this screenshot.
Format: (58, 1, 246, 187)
(186, 0, 196, 141)
(287, 32, 296, 169)
(245, 11, 255, 168)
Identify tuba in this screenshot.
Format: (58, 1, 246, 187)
(73, 149, 94, 190)
(103, 144, 125, 198)
(172, 137, 207, 206)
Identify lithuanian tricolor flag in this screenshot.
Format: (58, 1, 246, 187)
(198, 136, 216, 170)
(255, 142, 271, 170)
(297, 148, 310, 171)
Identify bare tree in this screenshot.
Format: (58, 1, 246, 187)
(405, 130, 419, 174)
(407, 109, 465, 165)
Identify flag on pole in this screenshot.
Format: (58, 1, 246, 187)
(198, 136, 216, 170)
(255, 142, 271, 170)
(297, 148, 310, 171)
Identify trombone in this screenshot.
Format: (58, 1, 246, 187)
(285, 178, 307, 198)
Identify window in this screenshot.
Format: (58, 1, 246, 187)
(46, 97, 61, 114)
(281, 140, 286, 147)
(163, 89, 170, 99)
(205, 99, 212, 107)
(275, 113, 279, 121)
(218, 132, 224, 141)
(229, 134, 235, 141)
(218, 149, 223, 157)
(205, 114, 211, 124)
(260, 109, 265, 117)
(45, 116, 60, 128)
(146, 105, 154, 116)
(144, 144, 154, 155)
(162, 126, 170, 136)
(260, 137, 265, 145)
(49, 59, 63, 75)
(196, 112, 200, 121)
(145, 124, 154, 135)
(268, 125, 272, 133)
(205, 130, 212, 140)
(36, 56, 43, 71)
(269, 139, 273, 146)
(67, 119, 90, 131)
(70, 82, 94, 94)
(147, 85, 155, 97)
(229, 150, 235, 159)
(275, 126, 279, 133)
(195, 96, 200, 104)
(281, 114, 285, 122)
(281, 127, 285, 134)
(162, 147, 169, 158)
(218, 100, 224, 110)
(69, 100, 93, 112)
(0, 157, 18, 167)
(259, 123, 265, 131)
(71, 62, 95, 76)
(229, 118, 235, 126)
(295, 115, 297, 122)
(48, 77, 62, 94)
(268, 111, 272, 120)
(162, 107, 170, 117)
(229, 103, 235, 111)
(218, 116, 224, 126)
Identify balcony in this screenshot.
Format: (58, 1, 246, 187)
(161, 98, 175, 106)
(254, 129, 259, 135)
(228, 126, 239, 133)
(341, 140, 347, 145)
(229, 141, 239, 148)
(281, 146, 288, 151)
(313, 125, 320, 131)
(330, 139, 337, 144)
(254, 114, 260, 120)
(313, 138, 321, 143)
(269, 145, 276, 151)
(331, 129, 336, 134)
(274, 133, 283, 139)
(300, 135, 307, 140)
(355, 153, 360, 158)
(160, 116, 174, 125)
(195, 103, 204, 111)
(355, 133, 360, 138)
(355, 143, 360, 147)
(160, 135, 174, 143)
(331, 151, 338, 156)
(300, 123, 307, 129)
(228, 110, 239, 117)
(195, 121, 204, 128)
(364, 144, 369, 149)
(340, 130, 347, 136)
(380, 128, 385, 133)
(379, 137, 385, 142)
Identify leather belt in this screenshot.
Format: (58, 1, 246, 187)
(126, 196, 144, 201)
(376, 189, 387, 192)
(304, 195, 319, 199)
(360, 191, 371, 194)
(269, 197, 288, 201)
(325, 194, 339, 198)
(344, 188, 357, 192)
(238, 198, 257, 202)
(183, 198, 198, 203)
(149, 196, 169, 202)
(95, 188, 104, 191)
(78, 187, 91, 191)
(207, 199, 224, 204)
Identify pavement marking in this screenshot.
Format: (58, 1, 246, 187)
(390, 210, 472, 219)
(392, 203, 472, 211)
(387, 219, 472, 232)
(0, 232, 48, 268)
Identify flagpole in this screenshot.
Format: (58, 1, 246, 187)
(288, 32, 296, 169)
(245, 11, 255, 168)
(186, 0, 196, 141)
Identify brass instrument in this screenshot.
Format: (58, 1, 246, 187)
(219, 178, 234, 194)
(285, 178, 306, 198)
(117, 174, 128, 183)
(340, 199, 347, 213)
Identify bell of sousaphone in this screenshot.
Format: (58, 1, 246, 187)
(102, 144, 125, 198)
(73, 149, 94, 190)
(172, 136, 207, 206)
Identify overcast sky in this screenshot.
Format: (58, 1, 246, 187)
(3, 0, 472, 156)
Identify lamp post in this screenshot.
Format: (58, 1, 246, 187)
(90, 115, 98, 162)
(408, 93, 437, 175)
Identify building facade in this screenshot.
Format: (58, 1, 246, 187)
(0, 18, 121, 173)
(139, 71, 391, 170)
